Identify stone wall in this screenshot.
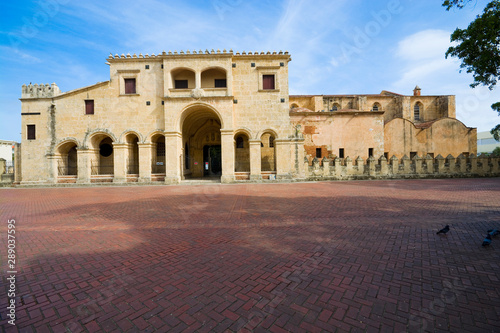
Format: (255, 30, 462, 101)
(303, 154, 500, 180)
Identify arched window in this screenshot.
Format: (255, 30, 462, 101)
(236, 136, 244, 148)
(269, 136, 274, 148)
(414, 103, 421, 120)
(372, 103, 381, 112)
(331, 103, 340, 112)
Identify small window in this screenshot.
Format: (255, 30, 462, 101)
(414, 103, 420, 120)
(316, 148, 322, 158)
(372, 104, 379, 112)
(27, 125, 36, 140)
(339, 148, 344, 159)
(99, 143, 113, 157)
(145, 65, 150, 69)
(368, 148, 374, 157)
(236, 136, 244, 148)
(269, 136, 274, 148)
(410, 151, 417, 159)
(384, 152, 389, 160)
(263, 75, 275, 90)
(331, 105, 338, 112)
(175, 80, 188, 89)
(214, 79, 227, 88)
(85, 100, 94, 115)
(124, 78, 136, 94)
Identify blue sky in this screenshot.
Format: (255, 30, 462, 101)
(1, 0, 498, 142)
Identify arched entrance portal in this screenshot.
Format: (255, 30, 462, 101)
(181, 107, 222, 179)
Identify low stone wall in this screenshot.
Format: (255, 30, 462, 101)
(304, 154, 500, 180)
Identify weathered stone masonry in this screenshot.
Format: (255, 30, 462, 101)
(18, 50, 491, 185)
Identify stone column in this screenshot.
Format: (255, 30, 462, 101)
(458, 154, 467, 173)
(294, 138, 306, 179)
(414, 155, 423, 174)
(275, 139, 292, 180)
(368, 156, 376, 176)
(113, 143, 128, 183)
(436, 155, 445, 174)
(138, 143, 153, 182)
(220, 130, 235, 183)
(345, 157, 353, 175)
(165, 132, 182, 184)
(402, 155, 410, 174)
(46, 154, 58, 183)
(491, 157, 499, 174)
(390, 156, 399, 175)
(249, 139, 262, 181)
(76, 148, 91, 184)
(356, 156, 364, 175)
(469, 154, 478, 174)
(195, 71, 201, 89)
(14, 143, 21, 184)
(304, 157, 310, 178)
(379, 156, 388, 176)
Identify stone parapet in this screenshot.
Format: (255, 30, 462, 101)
(303, 154, 500, 180)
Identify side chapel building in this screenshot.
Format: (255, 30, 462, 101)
(19, 50, 477, 184)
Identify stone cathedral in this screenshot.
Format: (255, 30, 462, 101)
(19, 50, 476, 185)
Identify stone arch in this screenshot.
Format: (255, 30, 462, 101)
(179, 103, 223, 178)
(88, 132, 116, 175)
(290, 103, 300, 109)
(55, 139, 79, 176)
(119, 129, 144, 143)
(256, 128, 279, 141)
(234, 127, 253, 139)
(234, 131, 250, 172)
(83, 129, 117, 148)
(372, 102, 381, 112)
(146, 129, 165, 143)
(414, 101, 423, 121)
(331, 103, 341, 111)
(260, 131, 276, 172)
(201, 66, 227, 88)
(177, 102, 225, 132)
(124, 133, 140, 174)
(171, 67, 195, 89)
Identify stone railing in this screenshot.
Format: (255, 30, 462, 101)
(304, 154, 500, 180)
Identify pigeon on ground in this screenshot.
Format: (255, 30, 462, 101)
(482, 234, 492, 247)
(436, 225, 450, 235)
(487, 229, 500, 237)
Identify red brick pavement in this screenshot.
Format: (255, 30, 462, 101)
(0, 178, 500, 332)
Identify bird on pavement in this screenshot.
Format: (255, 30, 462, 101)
(436, 225, 450, 235)
(482, 234, 492, 247)
(487, 229, 500, 237)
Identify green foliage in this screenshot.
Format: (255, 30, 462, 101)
(445, 1, 500, 89)
(444, 1, 500, 140)
(492, 146, 500, 156)
(442, 0, 472, 10)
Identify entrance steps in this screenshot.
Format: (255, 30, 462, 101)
(181, 178, 221, 185)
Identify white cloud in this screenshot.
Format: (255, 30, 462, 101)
(392, 29, 499, 132)
(396, 29, 452, 61)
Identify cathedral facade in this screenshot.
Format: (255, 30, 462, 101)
(19, 50, 476, 185)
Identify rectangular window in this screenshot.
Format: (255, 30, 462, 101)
(175, 80, 188, 89)
(27, 125, 36, 140)
(316, 148, 322, 158)
(339, 148, 344, 159)
(124, 78, 136, 94)
(85, 100, 94, 115)
(263, 75, 275, 90)
(410, 151, 417, 159)
(384, 152, 389, 160)
(368, 148, 374, 157)
(214, 79, 227, 88)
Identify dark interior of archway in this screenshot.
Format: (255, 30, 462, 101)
(182, 109, 221, 179)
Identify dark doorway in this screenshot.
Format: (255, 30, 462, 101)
(203, 145, 222, 176)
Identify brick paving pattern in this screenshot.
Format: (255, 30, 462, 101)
(1, 178, 500, 332)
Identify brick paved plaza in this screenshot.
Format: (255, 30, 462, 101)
(1, 178, 500, 332)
